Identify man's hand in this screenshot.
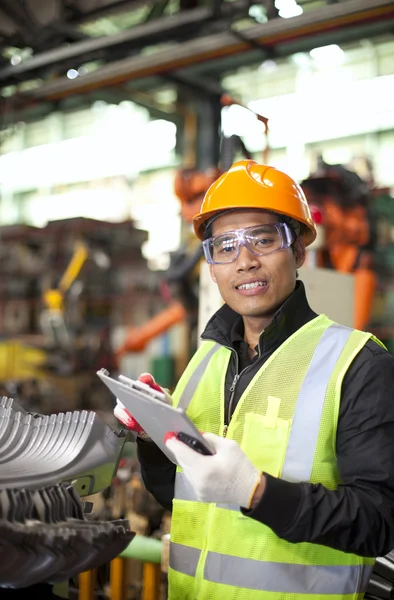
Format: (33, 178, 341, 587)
(114, 373, 172, 438)
(166, 432, 262, 508)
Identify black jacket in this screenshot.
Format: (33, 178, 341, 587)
(137, 281, 394, 557)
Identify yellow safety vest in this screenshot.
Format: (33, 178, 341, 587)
(168, 314, 380, 600)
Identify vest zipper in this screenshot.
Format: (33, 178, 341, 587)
(204, 339, 261, 437)
(224, 373, 240, 437)
(223, 343, 261, 437)
(222, 347, 239, 437)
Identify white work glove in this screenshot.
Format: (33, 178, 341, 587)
(166, 432, 261, 508)
(114, 373, 172, 439)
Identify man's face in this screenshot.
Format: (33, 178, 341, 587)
(208, 209, 305, 320)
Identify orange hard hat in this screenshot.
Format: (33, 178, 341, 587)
(193, 160, 316, 246)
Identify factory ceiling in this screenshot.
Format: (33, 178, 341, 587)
(0, 0, 393, 126)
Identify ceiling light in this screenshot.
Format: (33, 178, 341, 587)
(290, 52, 310, 68)
(275, 0, 303, 18)
(66, 68, 79, 80)
(10, 55, 22, 66)
(309, 44, 345, 68)
(248, 5, 268, 23)
(259, 59, 277, 73)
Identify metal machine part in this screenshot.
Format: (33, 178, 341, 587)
(0, 403, 129, 496)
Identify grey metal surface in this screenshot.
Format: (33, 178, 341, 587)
(97, 368, 213, 462)
(0, 403, 128, 496)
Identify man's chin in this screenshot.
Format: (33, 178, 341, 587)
(242, 309, 275, 319)
(234, 298, 282, 319)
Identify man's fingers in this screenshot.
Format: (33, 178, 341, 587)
(138, 372, 163, 393)
(166, 437, 202, 463)
(138, 373, 172, 404)
(202, 431, 227, 450)
(164, 431, 177, 443)
(138, 373, 155, 385)
(114, 404, 144, 433)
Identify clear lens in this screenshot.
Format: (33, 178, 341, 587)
(203, 223, 294, 264)
(212, 233, 239, 262)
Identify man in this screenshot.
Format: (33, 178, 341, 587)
(116, 160, 394, 599)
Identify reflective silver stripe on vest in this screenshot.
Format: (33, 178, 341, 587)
(281, 323, 353, 482)
(170, 542, 201, 577)
(177, 343, 221, 411)
(214, 502, 239, 511)
(203, 552, 373, 594)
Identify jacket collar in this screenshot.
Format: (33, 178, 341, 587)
(201, 280, 318, 354)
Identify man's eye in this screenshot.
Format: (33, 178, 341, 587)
(255, 236, 274, 246)
(214, 237, 236, 251)
(219, 242, 236, 253)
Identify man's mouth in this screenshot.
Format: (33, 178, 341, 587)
(236, 281, 267, 290)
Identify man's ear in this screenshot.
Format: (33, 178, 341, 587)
(209, 264, 217, 283)
(294, 237, 306, 268)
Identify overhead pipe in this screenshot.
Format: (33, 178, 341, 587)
(0, 0, 251, 82)
(3, 0, 393, 106)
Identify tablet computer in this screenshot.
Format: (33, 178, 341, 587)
(96, 369, 213, 463)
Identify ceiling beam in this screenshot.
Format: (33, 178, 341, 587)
(165, 71, 225, 98)
(4, 0, 392, 105)
(66, 0, 146, 24)
(0, 0, 31, 34)
(145, 0, 171, 22)
(0, 0, 249, 82)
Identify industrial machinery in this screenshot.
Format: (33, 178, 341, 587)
(0, 395, 136, 599)
(301, 158, 378, 332)
(0, 217, 151, 413)
(41, 239, 89, 350)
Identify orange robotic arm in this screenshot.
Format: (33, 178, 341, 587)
(116, 301, 187, 356)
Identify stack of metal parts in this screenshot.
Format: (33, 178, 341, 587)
(0, 484, 134, 587)
(0, 397, 135, 592)
(366, 552, 394, 599)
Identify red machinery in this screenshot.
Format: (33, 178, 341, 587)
(301, 159, 377, 331)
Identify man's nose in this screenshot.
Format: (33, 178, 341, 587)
(236, 243, 260, 271)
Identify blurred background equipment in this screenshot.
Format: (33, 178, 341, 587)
(41, 239, 89, 350)
(301, 157, 377, 331)
(0, 216, 152, 414)
(0, 0, 394, 598)
(118, 94, 270, 359)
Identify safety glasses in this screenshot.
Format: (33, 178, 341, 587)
(202, 222, 295, 265)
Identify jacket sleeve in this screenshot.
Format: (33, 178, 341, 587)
(137, 437, 176, 511)
(242, 341, 394, 557)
